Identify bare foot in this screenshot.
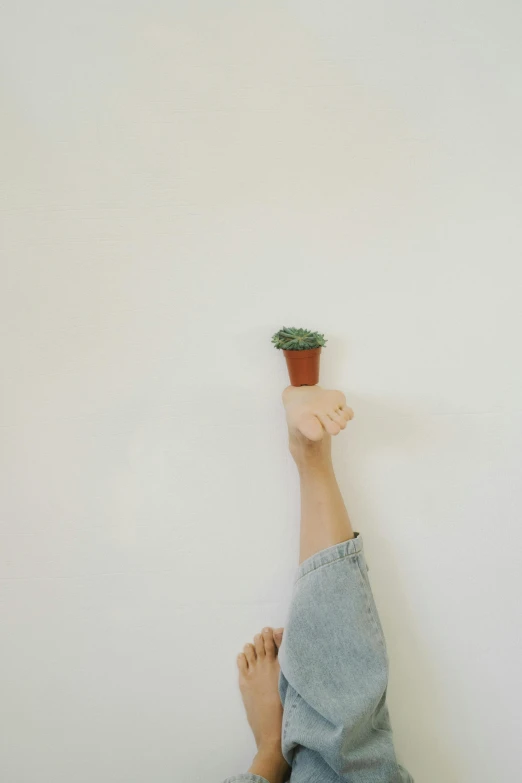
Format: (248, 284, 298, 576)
(237, 628, 289, 783)
(282, 385, 354, 444)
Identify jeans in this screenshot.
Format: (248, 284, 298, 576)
(223, 535, 413, 783)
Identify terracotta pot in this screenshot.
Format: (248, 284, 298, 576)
(283, 347, 322, 386)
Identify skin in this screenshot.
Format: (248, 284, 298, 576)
(236, 385, 355, 782)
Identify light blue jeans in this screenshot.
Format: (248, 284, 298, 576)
(224, 535, 413, 783)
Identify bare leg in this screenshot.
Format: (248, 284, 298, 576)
(236, 628, 289, 783)
(282, 385, 355, 563)
(278, 388, 409, 782)
(230, 386, 410, 783)
(231, 386, 355, 783)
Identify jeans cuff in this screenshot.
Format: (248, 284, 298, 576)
(296, 532, 363, 582)
(223, 776, 270, 783)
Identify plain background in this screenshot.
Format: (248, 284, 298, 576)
(1, 2, 522, 781)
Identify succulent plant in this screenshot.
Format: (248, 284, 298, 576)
(272, 327, 327, 351)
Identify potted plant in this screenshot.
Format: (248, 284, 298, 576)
(272, 326, 327, 386)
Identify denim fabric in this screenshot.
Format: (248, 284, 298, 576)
(224, 778, 269, 783)
(224, 535, 413, 783)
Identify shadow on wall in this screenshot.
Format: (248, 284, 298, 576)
(334, 392, 461, 783)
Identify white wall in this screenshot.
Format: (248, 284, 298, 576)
(1, 2, 521, 781)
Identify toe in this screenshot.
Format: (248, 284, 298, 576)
(328, 410, 346, 429)
(262, 627, 276, 659)
(237, 653, 248, 674)
(254, 633, 266, 658)
(244, 643, 256, 667)
(318, 413, 341, 435)
(341, 405, 354, 420)
(274, 628, 284, 649)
